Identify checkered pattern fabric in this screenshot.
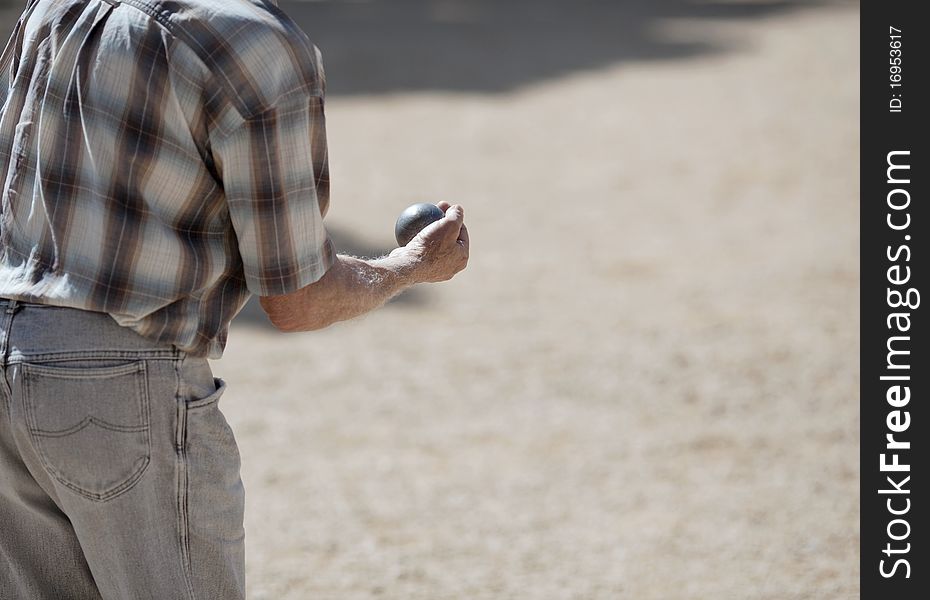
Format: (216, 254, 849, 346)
(0, 0, 334, 357)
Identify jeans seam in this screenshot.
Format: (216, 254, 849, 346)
(0, 301, 18, 415)
(175, 355, 196, 600)
(6, 350, 178, 364)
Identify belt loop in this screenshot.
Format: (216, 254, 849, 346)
(0, 300, 18, 368)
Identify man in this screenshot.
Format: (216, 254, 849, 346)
(0, 0, 469, 597)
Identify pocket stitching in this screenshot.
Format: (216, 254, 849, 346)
(23, 362, 153, 503)
(31, 416, 150, 437)
(22, 361, 146, 379)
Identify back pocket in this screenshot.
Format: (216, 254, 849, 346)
(22, 361, 151, 502)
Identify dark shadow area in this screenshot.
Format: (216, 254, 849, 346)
(1, 1, 846, 96)
(0, 2, 23, 38)
(280, 0, 840, 96)
(231, 224, 430, 329)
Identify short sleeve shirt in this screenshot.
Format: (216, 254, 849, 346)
(0, 0, 335, 358)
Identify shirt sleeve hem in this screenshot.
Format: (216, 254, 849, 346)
(246, 235, 337, 297)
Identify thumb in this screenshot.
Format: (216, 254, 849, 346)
(443, 204, 464, 224)
(416, 204, 464, 242)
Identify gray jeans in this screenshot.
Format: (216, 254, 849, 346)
(0, 300, 245, 599)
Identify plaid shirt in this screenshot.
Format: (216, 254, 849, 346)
(0, 0, 335, 358)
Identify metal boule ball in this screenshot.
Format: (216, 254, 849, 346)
(394, 203, 445, 247)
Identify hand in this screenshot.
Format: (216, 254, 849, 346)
(393, 201, 469, 283)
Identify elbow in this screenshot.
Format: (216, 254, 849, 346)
(268, 316, 303, 333)
(269, 316, 331, 333)
(261, 298, 332, 333)
(259, 266, 343, 333)
(259, 296, 310, 333)
(265, 310, 324, 333)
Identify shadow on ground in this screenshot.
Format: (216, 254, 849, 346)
(2, 1, 842, 96)
(279, 0, 841, 96)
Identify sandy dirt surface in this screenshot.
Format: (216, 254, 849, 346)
(216, 2, 861, 598)
(2, 1, 860, 598)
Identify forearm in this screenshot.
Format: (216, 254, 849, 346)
(259, 253, 418, 332)
(259, 203, 468, 333)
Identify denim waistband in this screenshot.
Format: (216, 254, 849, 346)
(0, 299, 181, 364)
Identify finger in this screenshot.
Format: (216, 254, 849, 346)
(412, 219, 447, 244)
(441, 205, 466, 242)
(415, 205, 464, 243)
(436, 201, 452, 212)
(457, 223, 469, 250)
(443, 204, 464, 226)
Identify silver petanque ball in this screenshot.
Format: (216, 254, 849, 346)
(394, 203, 445, 247)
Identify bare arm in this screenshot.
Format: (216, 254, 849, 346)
(259, 203, 469, 332)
